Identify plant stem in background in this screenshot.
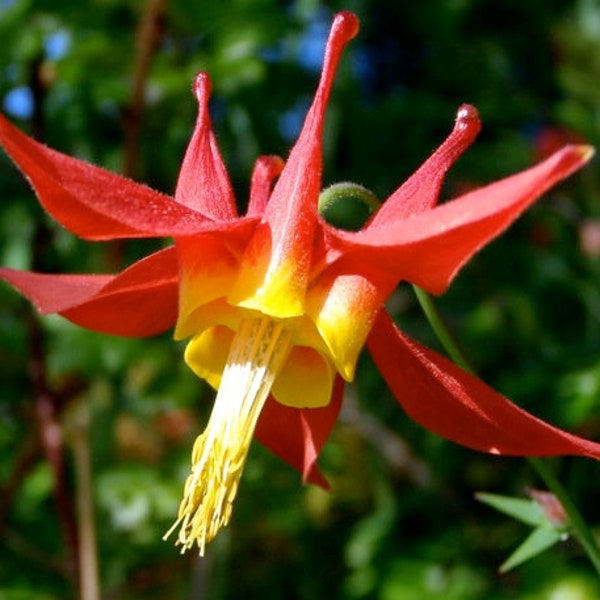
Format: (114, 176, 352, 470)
(411, 285, 475, 375)
(69, 400, 100, 600)
(107, 0, 167, 270)
(412, 284, 600, 576)
(27, 51, 81, 585)
(123, 0, 166, 179)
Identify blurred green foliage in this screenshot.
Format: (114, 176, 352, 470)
(2, 0, 600, 598)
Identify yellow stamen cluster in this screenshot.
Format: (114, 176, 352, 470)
(164, 317, 292, 554)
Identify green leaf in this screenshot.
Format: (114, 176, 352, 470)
(475, 492, 545, 527)
(500, 525, 566, 573)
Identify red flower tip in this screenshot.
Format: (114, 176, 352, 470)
(252, 155, 285, 186)
(555, 144, 595, 174)
(174, 71, 238, 218)
(455, 104, 481, 134)
(534, 126, 588, 161)
(364, 103, 482, 226)
(247, 155, 285, 217)
(193, 72, 212, 114)
(314, 12, 359, 107)
(526, 488, 568, 527)
(332, 11, 360, 44)
(575, 144, 595, 163)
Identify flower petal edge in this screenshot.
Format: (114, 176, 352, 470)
(367, 310, 600, 459)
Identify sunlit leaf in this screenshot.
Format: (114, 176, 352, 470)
(476, 491, 546, 527)
(500, 525, 566, 573)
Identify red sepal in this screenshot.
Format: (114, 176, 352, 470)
(0, 113, 237, 240)
(332, 146, 593, 294)
(174, 73, 237, 219)
(1, 247, 178, 336)
(368, 311, 600, 459)
(246, 155, 285, 217)
(255, 376, 344, 487)
(367, 104, 481, 225)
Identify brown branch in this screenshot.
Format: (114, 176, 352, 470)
(25, 54, 80, 585)
(108, 0, 167, 270)
(6, 2, 166, 588)
(122, 0, 167, 179)
(27, 312, 80, 583)
(0, 431, 40, 534)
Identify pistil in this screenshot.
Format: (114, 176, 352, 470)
(164, 316, 292, 554)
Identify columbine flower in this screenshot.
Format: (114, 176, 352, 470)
(2, 11, 600, 554)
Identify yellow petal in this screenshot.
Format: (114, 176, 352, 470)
(228, 224, 308, 318)
(272, 345, 334, 408)
(306, 266, 391, 381)
(184, 325, 233, 389)
(175, 236, 240, 338)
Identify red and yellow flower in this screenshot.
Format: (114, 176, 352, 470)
(2, 12, 600, 555)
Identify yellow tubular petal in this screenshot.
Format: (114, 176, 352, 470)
(184, 325, 234, 389)
(272, 346, 334, 408)
(175, 236, 240, 339)
(175, 298, 242, 342)
(306, 267, 393, 381)
(228, 223, 308, 318)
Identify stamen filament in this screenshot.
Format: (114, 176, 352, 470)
(164, 316, 292, 554)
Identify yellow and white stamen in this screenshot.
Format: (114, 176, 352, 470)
(164, 316, 292, 554)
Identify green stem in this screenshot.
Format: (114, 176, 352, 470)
(412, 285, 475, 375)
(412, 284, 600, 576)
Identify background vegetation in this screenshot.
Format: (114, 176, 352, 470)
(2, 0, 600, 597)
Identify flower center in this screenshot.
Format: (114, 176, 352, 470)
(164, 316, 292, 554)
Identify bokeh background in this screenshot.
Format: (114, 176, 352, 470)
(2, 0, 600, 598)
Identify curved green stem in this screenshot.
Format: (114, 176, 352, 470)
(412, 284, 600, 576)
(412, 285, 475, 375)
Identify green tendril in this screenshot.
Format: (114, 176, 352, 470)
(318, 182, 380, 231)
